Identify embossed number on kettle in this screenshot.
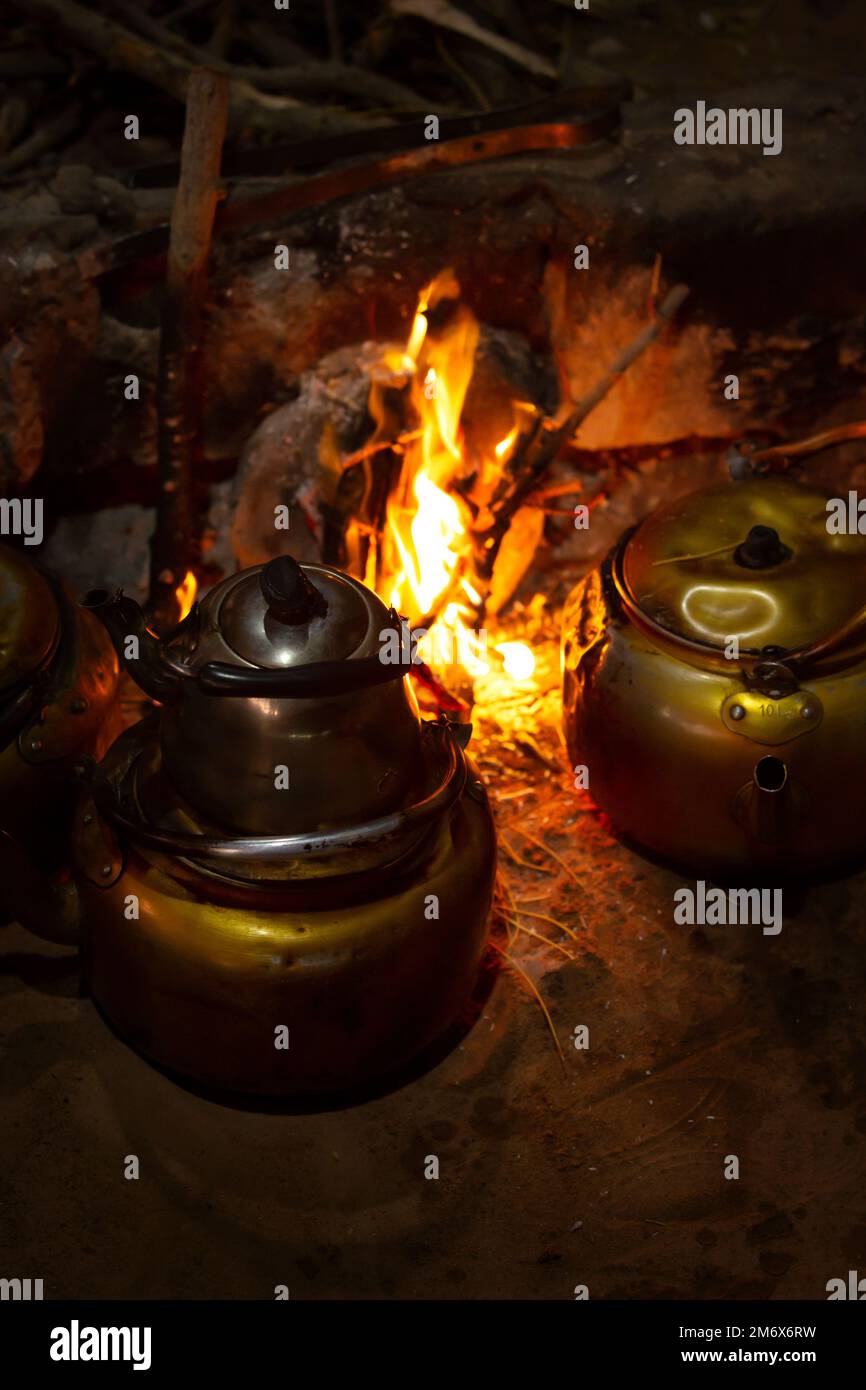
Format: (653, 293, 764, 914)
(721, 690, 823, 745)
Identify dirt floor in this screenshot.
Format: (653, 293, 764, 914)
(3, 598, 866, 1302)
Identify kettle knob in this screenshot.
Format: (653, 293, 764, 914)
(734, 525, 792, 570)
(260, 556, 329, 624)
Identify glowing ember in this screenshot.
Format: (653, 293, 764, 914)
(495, 642, 536, 682)
(175, 570, 197, 622)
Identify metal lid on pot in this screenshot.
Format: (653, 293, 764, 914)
(173, 556, 390, 671)
(0, 545, 59, 692)
(620, 477, 866, 654)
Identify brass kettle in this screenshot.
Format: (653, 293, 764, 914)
(85, 556, 422, 834)
(0, 544, 121, 939)
(562, 476, 866, 876)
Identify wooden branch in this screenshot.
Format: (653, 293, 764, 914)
(0, 102, 82, 176)
(324, 0, 344, 65)
(0, 51, 68, 78)
(208, 0, 235, 61)
(149, 67, 229, 630)
(390, 0, 558, 79)
(550, 283, 691, 448)
(74, 104, 620, 280)
(750, 421, 866, 466)
(107, 0, 425, 109)
(476, 284, 691, 580)
(9, 0, 382, 139)
(18, 0, 193, 102)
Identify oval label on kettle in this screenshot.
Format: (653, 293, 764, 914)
(721, 689, 823, 744)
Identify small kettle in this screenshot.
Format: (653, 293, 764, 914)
(72, 554, 496, 1095)
(562, 476, 866, 876)
(85, 556, 423, 834)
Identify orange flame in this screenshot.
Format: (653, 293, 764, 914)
(175, 570, 197, 622)
(381, 272, 519, 680)
(363, 270, 537, 687)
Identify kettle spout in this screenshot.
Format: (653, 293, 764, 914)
(83, 589, 179, 702)
(734, 755, 797, 845)
(753, 756, 787, 843)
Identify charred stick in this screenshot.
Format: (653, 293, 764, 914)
(150, 67, 229, 630)
(748, 421, 866, 467)
(103, 0, 199, 59)
(548, 283, 691, 451)
(126, 83, 624, 187)
(208, 0, 235, 60)
(325, 0, 344, 64)
(475, 417, 543, 581)
(11, 0, 379, 139)
(0, 102, 82, 177)
(216, 118, 616, 235)
(12, 0, 194, 103)
(107, 0, 421, 109)
(75, 105, 619, 277)
(340, 428, 422, 470)
(476, 283, 690, 579)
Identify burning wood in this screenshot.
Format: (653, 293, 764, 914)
(338, 269, 690, 699)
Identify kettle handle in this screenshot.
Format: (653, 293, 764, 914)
(79, 718, 467, 866)
(194, 655, 414, 698)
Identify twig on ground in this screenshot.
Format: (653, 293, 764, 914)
(512, 907, 583, 951)
(489, 939, 566, 1067)
(507, 824, 581, 883)
(507, 922, 576, 962)
(500, 837, 555, 874)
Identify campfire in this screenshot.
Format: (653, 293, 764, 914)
(276, 264, 692, 715)
(348, 268, 538, 692)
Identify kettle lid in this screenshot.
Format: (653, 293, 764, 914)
(184, 556, 388, 670)
(621, 477, 866, 654)
(0, 545, 59, 692)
